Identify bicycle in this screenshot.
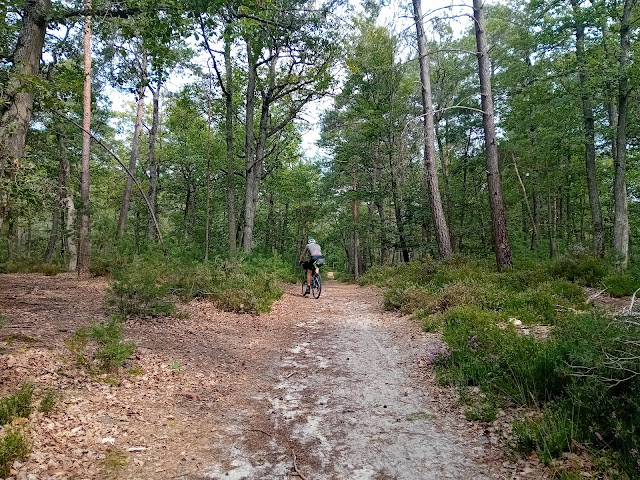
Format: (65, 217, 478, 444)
(301, 261, 322, 299)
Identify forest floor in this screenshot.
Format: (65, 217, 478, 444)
(0, 273, 554, 479)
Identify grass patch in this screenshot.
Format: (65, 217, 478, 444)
(0, 314, 6, 330)
(0, 383, 33, 426)
(0, 427, 30, 478)
(66, 316, 136, 373)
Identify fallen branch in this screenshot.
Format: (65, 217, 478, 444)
(248, 428, 272, 437)
(586, 288, 607, 305)
(291, 449, 309, 480)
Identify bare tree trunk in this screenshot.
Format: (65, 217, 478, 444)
(77, 0, 91, 274)
(613, 0, 635, 268)
(473, 0, 513, 270)
(58, 134, 77, 271)
(0, 0, 51, 230)
(242, 40, 258, 253)
(412, 0, 452, 259)
(224, 34, 237, 254)
(205, 70, 212, 261)
(352, 172, 360, 279)
(513, 154, 537, 241)
(571, 0, 604, 256)
(146, 82, 161, 240)
(118, 71, 146, 237)
(44, 153, 65, 263)
(548, 188, 557, 258)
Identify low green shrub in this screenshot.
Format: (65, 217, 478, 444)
(109, 260, 174, 317)
(549, 252, 610, 287)
(513, 408, 574, 463)
(0, 258, 66, 276)
(0, 314, 6, 330)
(0, 383, 33, 425)
(67, 317, 136, 373)
(0, 427, 30, 478)
(603, 268, 640, 297)
(38, 389, 58, 415)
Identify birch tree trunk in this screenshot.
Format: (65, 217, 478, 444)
(412, 0, 452, 259)
(613, 0, 635, 268)
(146, 83, 161, 240)
(0, 0, 51, 231)
(571, 0, 604, 256)
(473, 0, 513, 270)
(118, 68, 147, 237)
(77, 0, 92, 273)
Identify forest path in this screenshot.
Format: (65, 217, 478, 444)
(0, 275, 545, 479)
(194, 281, 543, 480)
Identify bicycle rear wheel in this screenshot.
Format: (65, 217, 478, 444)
(312, 274, 322, 299)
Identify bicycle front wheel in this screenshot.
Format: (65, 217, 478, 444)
(312, 274, 322, 299)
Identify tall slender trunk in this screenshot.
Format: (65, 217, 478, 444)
(205, 71, 212, 261)
(548, 187, 557, 258)
(572, 0, 604, 255)
(613, 0, 635, 268)
(118, 71, 147, 236)
(473, 0, 513, 270)
(146, 82, 161, 240)
(412, 0, 452, 258)
(513, 154, 537, 241)
(77, 0, 92, 274)
(0, 0, 51, 231)
(389, 153, 409, 262)
(57, 134, 77, 271)
(224, 34, 236, 254)
(352, 172, 360, 279)
(44, 149, 65, 263)
(242, 40, 258, 253)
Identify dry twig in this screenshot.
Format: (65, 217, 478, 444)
(291, 449, 309, 480)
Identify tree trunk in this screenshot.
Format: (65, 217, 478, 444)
(241, 40, 258, 253)
(0, 0, 51, 231)
(205, 71, 212, 261)
(571, 0, 604, 256)
(513, 154, 537, 242)
(118, 72, 146, 237)
(352, 173, 360, 279)
(224, 34, 237, 255)
(44, 152, 65, 263)
(412, 0, 452, 259)
(613, 0, 635, 268)
(77, 0, 91, 274)
(473, 0, 513, 270)
(56, 134, 77, 271)
(146, 82, 161, 240)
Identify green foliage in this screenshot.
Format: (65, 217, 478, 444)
(548, 252, 611, 287)
(67, 317, 136, 373)
(0, 384, 34, 426)
(602, 268, 640, 297)
(38, 389, 59, 415)
(108, 252, 287, 316)
(0, 427, 30, 478)
(110, 260, 174, 317)
(0, 258, 66, 276)
(0, 314, 6, 330)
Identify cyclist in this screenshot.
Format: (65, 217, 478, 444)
(300, 238, 324, 296)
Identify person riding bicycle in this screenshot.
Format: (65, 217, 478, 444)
(300, 238, 324, 296)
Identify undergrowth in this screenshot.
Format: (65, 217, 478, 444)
(0, 258, 66, 276)
(108, 252, 289, 316)
(362, 253, 640, 477)
(0, 384, 33, 478)
(66, 316, 136, 373)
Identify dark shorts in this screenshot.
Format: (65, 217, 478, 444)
(302, 255, 324, 271)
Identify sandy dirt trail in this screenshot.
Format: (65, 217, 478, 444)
(0, 275, 545, 479)
(196, 281, 543, 480)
